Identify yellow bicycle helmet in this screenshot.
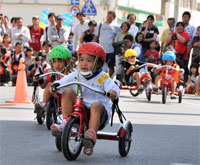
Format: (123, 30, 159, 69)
(124, 49, 137, 58)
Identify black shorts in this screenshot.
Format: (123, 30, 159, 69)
(85, 105, 108, 130)
(106, 52, 115, 68)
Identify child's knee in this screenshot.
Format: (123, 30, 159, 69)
(63, 88, 76, 97)
(90, 102, 104, 114)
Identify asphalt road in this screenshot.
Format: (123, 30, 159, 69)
(0, 87, 200, 165)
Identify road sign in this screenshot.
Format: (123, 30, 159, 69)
(70, 0, 80, 6)
(81, 0, 97, 16)
(70, 6, 80, 15)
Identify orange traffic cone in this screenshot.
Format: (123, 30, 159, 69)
(5, 58, 31, 104)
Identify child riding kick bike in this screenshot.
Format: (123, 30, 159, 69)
(34, 45, 72, 116)
(50, 42, 120, 156)
(121, 49, 144, 93)
(154, 51, 184, 99)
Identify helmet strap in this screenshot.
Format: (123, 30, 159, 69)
(79, 56, 98, 78)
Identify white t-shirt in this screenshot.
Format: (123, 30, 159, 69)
(128, 24, 138, 40)
(11, 27, 31, 47)
(58, 70, 120, 122)
(190, 74, 199, 83)
(95, 22, 121, 53)
(73, 21, 89, 51)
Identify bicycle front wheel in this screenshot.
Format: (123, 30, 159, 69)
(62, 117, 83, 160)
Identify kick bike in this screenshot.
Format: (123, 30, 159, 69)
(51, 81, 133, 160)
(155, 65, 184, 104)
(34, 71, 65, 130)
(114, 63, 154, 101)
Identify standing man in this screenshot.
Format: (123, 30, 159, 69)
(73, 12, 88, 53)
(41, 12, 56, 45)
(47, 15, 70, 47)
(127, 13, 138, 39)
(28, 16, 44, 56)
(141, 15, 159, 62)
(11, 17, 30, 47)
(182, 11, 196, 81)
(94, 11, 121, 77)
(160, 17, 175, 55)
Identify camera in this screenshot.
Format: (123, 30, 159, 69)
(35, 56, 43, 62)
(172, 32, 177, 40)
(112, 41, 127, 55)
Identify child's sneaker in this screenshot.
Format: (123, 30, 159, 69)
(138, 85, 144, 94)
(194, 91, 200, 96)
(171, 94, 176, 99)
(50, 119, 68, 132)
(83, 129, 97, 156)
(34, 103, 45, 116)
(153, 87, 159, 94)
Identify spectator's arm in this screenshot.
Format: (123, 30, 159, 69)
(73, 26, 78, 51)
(165, 32, 173, 46)
(193, 42, 200, 47)
(176, 32, 186, 44)
(0, 61, 7, 68)
(11, 29, 20, 40)
(141, 26, 148, 37)
(80, 32, 85, 44)
(57, 28, 69, 43)
(143, 33, 157, 42)
(93, 35, 98, 42)
(47, 27, 58, 41)
(21, 28, 31, 42)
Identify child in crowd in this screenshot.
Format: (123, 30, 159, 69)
(2, 34, 12, 53)
(50, 42, 120, 156)
(34, 45, 71, 117)
(41, 41, 51, 64)
(154, 51, 184, 99)
(186, 63, 200, 95)
(0, 51, 11, 86)
(144, 40, 159, 64)
(67, 32, 74, 55)
(135, 32, 144, 49)
(121, 49, 144, 93)
(24, 47, 34, 85)
(80, 20, 97, 44)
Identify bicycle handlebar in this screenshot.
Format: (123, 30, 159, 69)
(156, 65, 182, 72)
(135, 63, 157, 69)
(54, 81, 110, 97)
(35, 72, 65, 80)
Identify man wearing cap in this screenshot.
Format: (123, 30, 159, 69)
(47, 15, 70, 47)
(73, 12, 88, 53)
(28, 16, 44, 56)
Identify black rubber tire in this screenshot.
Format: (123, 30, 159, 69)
(179, 95, 182, 103)
(37, 115, 45, 124)
(145, 81, 151, 101)
(118, 123, 132, 157)
(62, 117, 83, 160)
(46, 98, 57, 130)
(162, 85, 168, 104)
(55, 136, 62, 151)
(130, 90, 139, 97)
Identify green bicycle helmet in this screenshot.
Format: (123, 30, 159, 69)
(50, 45, 71, 67)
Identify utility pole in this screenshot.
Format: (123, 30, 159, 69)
(174, 0, 180, 22)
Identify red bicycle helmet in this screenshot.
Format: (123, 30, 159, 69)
(77, 42, 106, 63)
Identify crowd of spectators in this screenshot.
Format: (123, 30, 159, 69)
(0, 10, 199, 95)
